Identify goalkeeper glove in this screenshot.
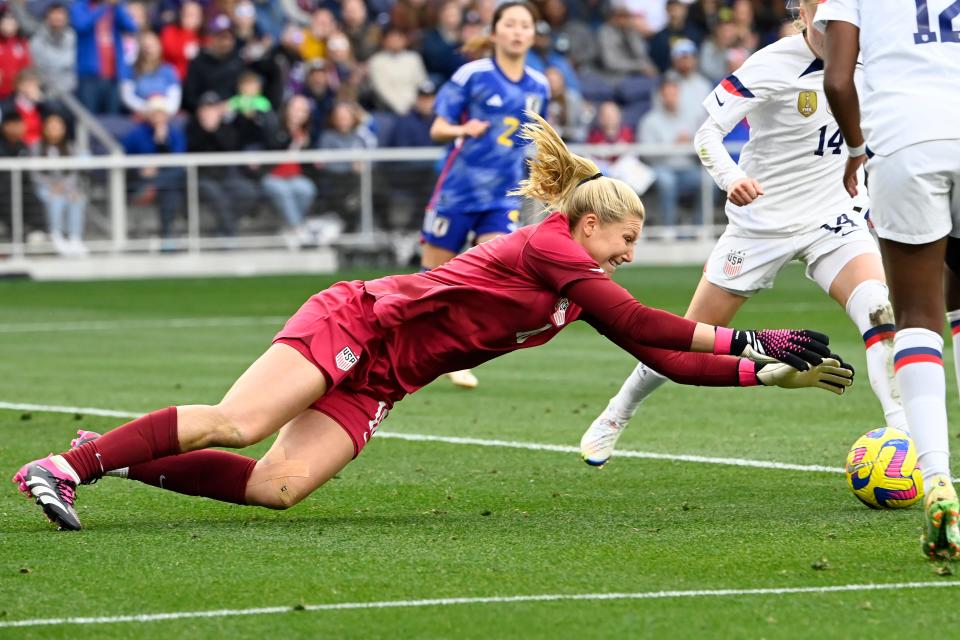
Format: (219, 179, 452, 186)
(754, 356, 854, 395)
(715, 327, 830, 371)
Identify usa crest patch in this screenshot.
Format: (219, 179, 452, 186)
(723, 250, 745, 277)
(552, 298, 570, 326)
(335, 346, 359, 372)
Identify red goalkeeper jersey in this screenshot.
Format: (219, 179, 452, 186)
(364, 212, 743, 393)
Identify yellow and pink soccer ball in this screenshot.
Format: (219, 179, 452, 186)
(845, 427, 923, 509)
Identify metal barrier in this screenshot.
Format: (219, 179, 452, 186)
(0, 142, 726, 260)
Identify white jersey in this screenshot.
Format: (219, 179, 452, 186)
(813, 0, 960, 155)
(702, 35, 867, 236)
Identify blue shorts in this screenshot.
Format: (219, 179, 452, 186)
(420, 207, 520, 253)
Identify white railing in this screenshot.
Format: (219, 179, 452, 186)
(0, 142, 726, 259)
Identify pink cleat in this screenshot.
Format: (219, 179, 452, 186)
(12, 456, 82, 531)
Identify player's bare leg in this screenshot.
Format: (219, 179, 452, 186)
(943, 239, 960, 405)
(244, 410, 354, 509)
(881, 237, 960, 559)
(582, 276, 748, 466)
(825, 253, 906, 430)
(13, 343, 327, 529)
(420, 242, 457, 270)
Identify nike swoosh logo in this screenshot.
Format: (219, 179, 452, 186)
(714, 92, 725, 107)
(589, 268, 605, 273)
(841, 230, 857, 237)
(159, 474, 166, 489)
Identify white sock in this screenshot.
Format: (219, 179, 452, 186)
(606, 362, 668, 424)
(845, 280, 907, 431)
(894, 328, 951, 493)
(946, 309, 960, 405)
(49, 454, 81, 484)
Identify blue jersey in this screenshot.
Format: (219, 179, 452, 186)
(428, 58, 550, 214)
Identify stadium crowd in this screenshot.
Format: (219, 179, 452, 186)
(0, 0, 794, 251)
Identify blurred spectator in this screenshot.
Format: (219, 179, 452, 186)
(29, 2, 77, 95)
(368, 27, 427, 115)
(340, 0, 381, 63)
(183, 14, 244, 112)
(122, 0, 149, 66)
(0, 102, 28, 157)
(540, 0, 597, 72)
(597, 5, 658, 80)
(0, 10, 31, 100)
(459, 13, 485, 61)
(638, 78, 701, 228)
(252, 0, 288, 40)
(700, 9, 740, 82)
(614, 0, 668, 37)
(13, 69, 46, 147)
(318, 100, 371, 173)
(122, 95, 187, 240)
(299, 60, 334, 143)
(71, 0, 139, 114)
(269, 23, 307, 99)
(649, 0, 705, 73)
(324, 30, 364, 100)
(121, 31, 182, 115)
(31, 112, 87, 256)
(6, 0, 41, 37)
(300, 8, 335, 61)
(545, 67, 589, 143)
(261, 94, 316, 243)
(731, 0, 760, 52)
(236, 6, 284, 109)
(669, 39, 712, 129)
(588, 100, 635, 153)
(688, 0, 722, 34)
(387, 81, 436, 148)
(226, 69, 277, 146)
(778, 19, 801, 39)
(389, 0, 432, 42)
(421, 0, 466, 85)
(186, 91, 261, 236)
(233, 1, 263, 46)
(160, 0, 202, 80)
(527, 21, 580, 93)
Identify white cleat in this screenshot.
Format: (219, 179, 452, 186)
(580, 412, 628, 467)
(446, 369, 479, 389)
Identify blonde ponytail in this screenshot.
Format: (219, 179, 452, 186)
(511, 111, 645, 226)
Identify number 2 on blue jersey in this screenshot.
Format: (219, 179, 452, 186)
(497, 117, 521, 147)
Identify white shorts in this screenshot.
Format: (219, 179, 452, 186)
(704, 207, 879, 297)
(866, 139, 960, 244)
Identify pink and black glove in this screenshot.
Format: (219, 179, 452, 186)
(714, 328, 830, 371)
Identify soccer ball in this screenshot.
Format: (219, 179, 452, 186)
(845, 427, 923, 509)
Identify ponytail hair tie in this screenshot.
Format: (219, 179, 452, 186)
(577, 172, 603, 187)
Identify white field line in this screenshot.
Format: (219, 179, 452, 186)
(1, 581, 959, 629)
(3, 401, 958, 483)
(0, 316, 287, 333)
(0, 401, 842, 474)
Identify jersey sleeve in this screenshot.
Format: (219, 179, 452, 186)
(813, 0, 860, 33)
(567, 278, 697, 351)
(604, 339, 747, 387)
(702, 52, 778, 131)
(434, 69, 470, 123)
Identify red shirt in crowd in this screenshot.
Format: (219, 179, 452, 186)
(160, 24, 200, 80)
(0, 35, 30, 99)
(15, 97, 42, 146)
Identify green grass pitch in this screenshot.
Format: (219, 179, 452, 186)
(1, 266, 960, 638)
